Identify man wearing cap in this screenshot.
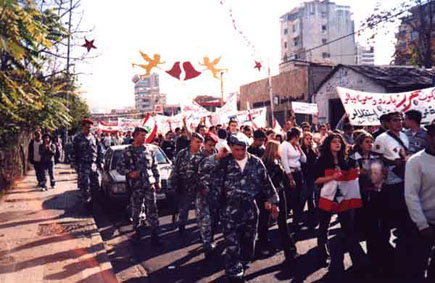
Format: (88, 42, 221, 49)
(170, 132, 206, 235)
(219, 133, 279, 281)
(405, 123, 435, 280)
(72, 119, 103, 209)
(117, 126, 162, 245)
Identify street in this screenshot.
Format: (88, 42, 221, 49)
(93, 185, 373, 282)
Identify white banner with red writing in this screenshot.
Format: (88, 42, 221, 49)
(337, 86, 435, 126)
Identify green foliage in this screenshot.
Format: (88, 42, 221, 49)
(0, 0, 82, 141)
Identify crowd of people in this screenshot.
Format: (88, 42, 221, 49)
(28, 109, 435, 282)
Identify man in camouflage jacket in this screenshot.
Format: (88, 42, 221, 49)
(219, 133, 279, 281)
(117, 127, 162, 245)
(71, 119, 103, 208)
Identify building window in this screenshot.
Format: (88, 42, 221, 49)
(322, 25, 327, 32)
(294, 38, 299, 46)
(322, 38, 327, 44)
(322, 52, 330, 58)
(284, 41, 287, 48)
(284, 28, 288, 35)
(292, 24, 296, 32)
(321, 11, 327, 18)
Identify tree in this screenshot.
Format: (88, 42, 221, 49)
(0, 0, 93, 142)
(361, 0, 434, 67)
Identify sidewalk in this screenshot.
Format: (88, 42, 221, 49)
(0, 164, 117, 283)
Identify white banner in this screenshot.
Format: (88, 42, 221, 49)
(117, 118, 142, 132)
(337, 86, 435, 126)
(219, 93, 238, 116)
(226, 107, 268, 129)
(292, 102, 318, 115)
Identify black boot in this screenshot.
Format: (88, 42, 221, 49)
(150, 230, 163, 246)
(178, 225, 185, 236)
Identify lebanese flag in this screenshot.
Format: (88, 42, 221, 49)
(318, 168, 362, 213)
(97, 121, 119, 133)
(273, 118, 283, 134)
(248, 111, 259, 130)
(142, 113, 158, 143)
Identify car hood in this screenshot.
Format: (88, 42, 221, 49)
(108, 164, 172, 183)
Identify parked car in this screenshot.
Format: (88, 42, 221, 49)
(100, 144, 174, 207)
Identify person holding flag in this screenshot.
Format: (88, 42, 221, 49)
(314, 133, 367, 279)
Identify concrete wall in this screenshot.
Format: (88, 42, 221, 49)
(314, 67, 386, 125)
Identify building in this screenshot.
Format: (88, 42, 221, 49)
(314, 64, 434, 127)
(132, 73, 166, 112)
(240, 60, 332, 125)
(394, 1, 435, 67)
(356, 44, 375, 65)
(280, 0, 357, 65)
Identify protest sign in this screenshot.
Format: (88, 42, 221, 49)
(291, 102, 318, 115)
(337, 86, 435, 126)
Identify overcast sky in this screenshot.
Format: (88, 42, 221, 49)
(76, 0, 400, 112)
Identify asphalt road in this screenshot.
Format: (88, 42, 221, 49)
(92, 197, 396, 283)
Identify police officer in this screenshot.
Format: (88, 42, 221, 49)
(218, 133, 279, 282)
(117, 126, 162, 245)
(196, 133, 220, 257)
(71, 119, 103, 210)
(170, 132, 205, 235)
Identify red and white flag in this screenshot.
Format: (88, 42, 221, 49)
(318, 168, 362, 213)
(142, 113, 158, 143)
(97, 121, 119, 133)
(273, 118, 283, 134)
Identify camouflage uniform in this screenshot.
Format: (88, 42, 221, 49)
(170, 148, 206, 229)
(198, 155, 223, 242)
(117, 144, 160, 232)
(71, 132, 103, 204)
(220, 153, 279, 278)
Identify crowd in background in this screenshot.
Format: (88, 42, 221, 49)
(27, 110, 435, 282)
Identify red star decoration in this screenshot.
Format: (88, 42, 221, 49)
(254, 61, 262, 71)
(82, 38, 96, 52)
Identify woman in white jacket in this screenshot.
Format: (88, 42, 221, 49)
(281, 127, 307, 231)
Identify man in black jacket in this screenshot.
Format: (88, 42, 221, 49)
(28, 130, 45, 190)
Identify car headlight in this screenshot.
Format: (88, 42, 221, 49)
(111, 183, 126, 193)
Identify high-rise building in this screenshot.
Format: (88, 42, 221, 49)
(280, 0, 357, 65)
(394, 1, 435, 67)
(132, 73, 166, 112)
(357, 44, 375, 65)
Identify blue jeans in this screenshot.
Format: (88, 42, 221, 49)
(41, 161, 55, 187)
(33, 162, 46, 187)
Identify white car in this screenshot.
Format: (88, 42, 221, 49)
(100, 144, 174, 206)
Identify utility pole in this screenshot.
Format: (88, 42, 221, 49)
(268, 62, 274, 127)
(65, 0, 73, 143)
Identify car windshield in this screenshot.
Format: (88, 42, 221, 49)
(111, 147, 169, 170)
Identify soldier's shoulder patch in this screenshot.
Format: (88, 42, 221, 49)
(393, 147, 398, 152)
(375, 144, 380, 150)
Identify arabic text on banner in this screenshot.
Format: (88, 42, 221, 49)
(291, 102, 319, 115)
(337, 86, 435, 126)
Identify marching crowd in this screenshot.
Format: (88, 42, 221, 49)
(28, 110, 435, 282)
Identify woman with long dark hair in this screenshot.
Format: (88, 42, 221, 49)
(314, 134, 367, 279)
(262, 140, 299, 265)
(349, 131, 391, 274)
(281, 127, 307, 231)
(301, 131, 319, 228)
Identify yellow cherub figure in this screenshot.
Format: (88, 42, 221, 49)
(199, 56, 226, 79)
(132, 51, 165, 76)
